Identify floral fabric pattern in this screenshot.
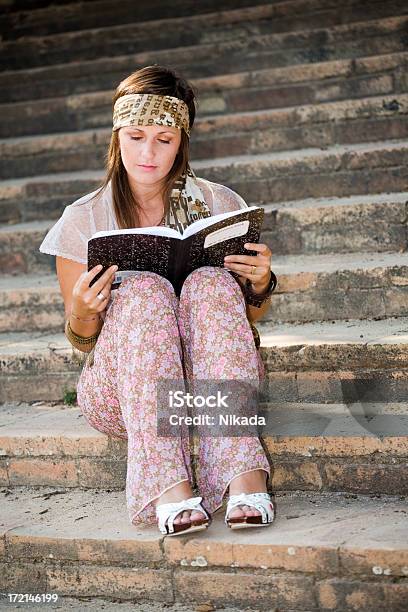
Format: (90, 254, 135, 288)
(76, 266, 271, 525)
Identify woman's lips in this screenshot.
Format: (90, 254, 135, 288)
(138, 164, 157, 170)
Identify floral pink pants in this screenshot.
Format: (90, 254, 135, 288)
(76, 266, 271, 525)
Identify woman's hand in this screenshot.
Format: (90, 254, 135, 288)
(224, 242, 272, 293)
(71, 264, 118, 318)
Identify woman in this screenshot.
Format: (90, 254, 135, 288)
(39, 65, 277, 536)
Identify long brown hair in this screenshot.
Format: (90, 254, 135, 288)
(90, 65, 197, 229)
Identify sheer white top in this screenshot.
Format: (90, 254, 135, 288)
(39, 176, 249, 265)
(39, 175, 250, 320)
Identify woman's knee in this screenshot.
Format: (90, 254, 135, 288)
(117, 272, 176, 300)
(77, 391, 128, 439)
(181, 266, 243, 301)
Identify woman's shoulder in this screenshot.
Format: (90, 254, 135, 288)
(69, 183, 109, 210)
(61, 183, 112, 230)
(195, 176, 248, 212)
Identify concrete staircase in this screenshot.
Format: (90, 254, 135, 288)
(1, 0, 407, 609)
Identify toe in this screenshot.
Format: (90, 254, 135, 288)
(228, 506, 246, 519)
(172, 510, 191, 525)
(190, 510, 206, 522)
(180, 510, 191, 524)
(245, 505, 261, 517)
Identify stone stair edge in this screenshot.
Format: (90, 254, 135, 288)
(2, 0, 407, 79)
(1, 401, 407, 452)
(0, 0, 280, 41)
(1, 91, 407, 153)
(1, 316, 408, 351)
(1, 250, 408, 290)
(1, 0, 397, 43)
(1, 138, 407, 192)
(0, 486, 407, 576)
(0, 13, 406, 82)
(1, 49, 406, 112)
(0, 1, 319, 45)
(1, 191, 407, 233)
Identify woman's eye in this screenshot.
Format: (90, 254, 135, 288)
(130, 137, 170, 144)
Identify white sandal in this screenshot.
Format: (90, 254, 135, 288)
(156, 495, 212, 536)
(225, 492, 275, 529)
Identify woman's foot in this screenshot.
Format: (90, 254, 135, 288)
(227, 469, 270, 520)
(154, 480, 207, 526)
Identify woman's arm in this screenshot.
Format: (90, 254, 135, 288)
(246, 297, 272, 324)
(56, 256, 104, 353)
(232, 272, 273, 323)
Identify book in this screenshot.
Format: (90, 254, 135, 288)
(88, 206, 265, 296)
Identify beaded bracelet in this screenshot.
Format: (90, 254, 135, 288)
(71, 311, 100, 322)
(243, 270, 277, 308)
(65, 319, 101, 348)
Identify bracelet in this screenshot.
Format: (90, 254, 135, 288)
(65, 319, 101, 347)
(243, 270, 277, 308)
(70, 311, 100, 322)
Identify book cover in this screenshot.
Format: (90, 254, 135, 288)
(88, 206, 265, 296)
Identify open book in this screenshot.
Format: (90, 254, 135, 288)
(88, 206, 265, 296)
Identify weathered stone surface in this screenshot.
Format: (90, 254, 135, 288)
(2, 93, 408, 178)
(2, 253, 408, 332)
(1, 141, 407, 224)
(1, 194, 406, 274)
(1, 15, 407, 106)
(0, 403, 406, 493)
(0, 487, 406, 607)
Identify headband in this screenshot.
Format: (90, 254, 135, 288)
(112, 93, 191, 137)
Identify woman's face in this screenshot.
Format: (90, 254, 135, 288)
(118, 124, 182, 188)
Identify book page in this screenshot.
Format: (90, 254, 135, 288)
(89, 206, 261, 242)
(182, 206, 260, 239)
(90, 225, 182, 240)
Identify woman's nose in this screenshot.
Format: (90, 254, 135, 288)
(140, 141, 155, 160)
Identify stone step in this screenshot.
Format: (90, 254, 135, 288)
(1, 140, 407, 222)
(0, 598, 217, 612)
(2, 51, 406, 139)
(2, 92, 408, 178)
(263, 191, 408, 256)
(2, 192, 407, 272)
(0, 486, 407, 609)
(0, 402, 407, 495)
(194, 140, 408, 203)
(1, 316, 407, 403)
(268, 251, 408, 324)
(1, 251, 408, 333)
(2, 0, 407, 70)
(1, 15, 407, 105)
(0, 0, 260, 40)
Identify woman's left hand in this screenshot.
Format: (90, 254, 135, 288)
(224, 242, 272, 293)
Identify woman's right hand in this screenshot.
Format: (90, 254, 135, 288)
(71, 264, 118, 318)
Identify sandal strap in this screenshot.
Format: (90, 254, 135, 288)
(225, 492, 274, 524)
(156, 496, 209, 534)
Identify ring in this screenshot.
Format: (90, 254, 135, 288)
(97, 292, 106, 300)
(251, 265, 256, 275)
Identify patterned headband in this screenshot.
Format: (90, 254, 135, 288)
(112, 93, 191, 137)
